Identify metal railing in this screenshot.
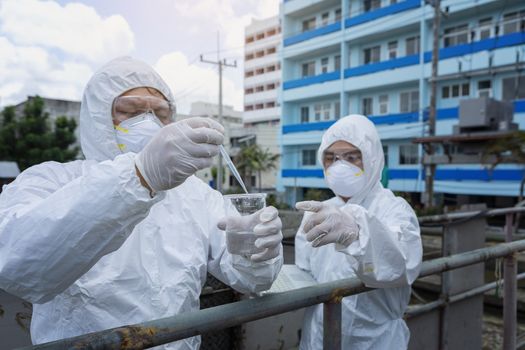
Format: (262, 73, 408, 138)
(19, 207, 525, 350)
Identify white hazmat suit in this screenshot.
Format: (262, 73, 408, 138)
(295, 115, 422, 349)
(0, 57, 282, 349)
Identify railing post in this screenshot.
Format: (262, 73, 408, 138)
(323, 300, 342, 350)
(503, 213, 517, 350)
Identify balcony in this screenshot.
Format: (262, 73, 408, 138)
(281, 101, 525, 134)
(284, 21, 341, 47)
(282, 167, 525, 181)
(283, 70, 340, 90)
(344, 0, 420, 29)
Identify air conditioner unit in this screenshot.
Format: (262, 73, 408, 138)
(458, 97, 514, 131)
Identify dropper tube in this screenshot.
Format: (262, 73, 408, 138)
(219, 145, 249, 194)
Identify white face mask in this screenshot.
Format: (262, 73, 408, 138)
(325, 160, 366, 198)
(114, 112, 163, 153)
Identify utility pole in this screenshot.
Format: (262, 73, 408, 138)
(200, 33, 237, 193)
(425, 0, 441, 208)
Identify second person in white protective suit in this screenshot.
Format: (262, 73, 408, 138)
(295, 115, 422, 349)
(0, 56, 283, 349)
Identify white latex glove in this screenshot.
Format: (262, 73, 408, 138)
(218, 206, 283, 263)
(135, 117, 224, 192)
(296, 201, 359, 248)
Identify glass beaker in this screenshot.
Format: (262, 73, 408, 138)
(223, 193, 267, 256)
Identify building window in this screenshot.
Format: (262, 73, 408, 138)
(400, 91, 419, 113)
(267, 29, 276, 37)
(335, 101, 340, 119)
(335, 8, 342, 22)
(334, 55, 341, 71)
(478, 80, 492, 98)
(321, 12, 330, 26)
(363, 46, 380, 64)
(256, 68, 264, 75)
(301, 106, 310, 123)
(314, 104, 322, 121)
(364, 0, 381, 12)
(502, 76, 525, 101)
(245, 88, 253, 94)
(405, 36, 420, 56)
(255, 104, 264, 110)
(443, 24, 469, 47)
(266, 65, 276, 72)
(302, 150, 317, 166)
(399, 144, 419, 165)
(302, 61, 315, 77)
(245, 105, 254, 111)
(245, 71, 254, 78)
(267, 47, 276, 55)
(302, 17, 316, 32)
(266, 102, 275, 108)
(321, 57, 329, 73)
(255, 86, 264, 92)
(390, 0, 397, 4)
(388, 41, 398, 59)
(245, 53, 254, 61)
(256, 33, 265, 40)
(266, 83, 276, 90)
(383, 145, 389, 167)
(322, 103, 331, 120)
(441, 83, 469, 99)
(502, 11, 525, 35)
(362, 97, 373, 115)
(245, 36, 254, 44)
(379, 94, 389, 114)
(478, 17, 492, 40)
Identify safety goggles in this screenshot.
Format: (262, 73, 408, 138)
(322, 150, 363, 167)
(112, 95, 176, 125)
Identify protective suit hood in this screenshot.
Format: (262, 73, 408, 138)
(318, 114, 384, 204)
(80, 56, 174, 161)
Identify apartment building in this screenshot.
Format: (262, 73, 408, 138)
(278, 0, 525, 205)
(243, 16, 282, 190)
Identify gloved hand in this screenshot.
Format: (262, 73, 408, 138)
(135, 117, 224, 192)
(296, 201, 359, 248)
(218, 206, 283, 263)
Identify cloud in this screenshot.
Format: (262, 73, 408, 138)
(171, 0, 279, 57)
(154, 52, 243, 114)
(0, 0, 135, 107)
(0, 0, 134, 64)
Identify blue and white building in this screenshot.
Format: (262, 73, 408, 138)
(278, 0, 525, 205)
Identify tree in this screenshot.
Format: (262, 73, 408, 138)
(0, 96, 79, 170)
(235, 144, 279, 192)
(482, 131, 525, 230)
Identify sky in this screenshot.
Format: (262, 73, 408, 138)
(0, 0, 280, 113)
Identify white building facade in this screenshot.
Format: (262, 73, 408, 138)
(243, 16, 283, 191)
(278, 0, 525, 206)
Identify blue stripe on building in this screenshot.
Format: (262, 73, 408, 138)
(283, 168, 525, 181)
(282, 100, 524, 134)
(283, 71, 340, 90)
(344, 0, 420, 28)
(282, 32, 525, 86)
(283, 21, 341, 47)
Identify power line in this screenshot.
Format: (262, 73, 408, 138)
(199, 32, 238, 193)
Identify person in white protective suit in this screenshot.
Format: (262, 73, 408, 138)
(294, 115, 422, 349)
(0, 56, 283, 349)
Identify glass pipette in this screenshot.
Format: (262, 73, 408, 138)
(219, 145, 248, 194)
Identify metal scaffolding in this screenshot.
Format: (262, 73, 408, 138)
(17, 207, 525, 350)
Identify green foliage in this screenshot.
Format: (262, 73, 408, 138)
(266, 193, 291, 209)
(235, 144, 279, 192)
(304, 188, 333, 202)
(0, 96, 79, 170)
(482, 131, 525, 168)
(210, 166, 226, 184)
